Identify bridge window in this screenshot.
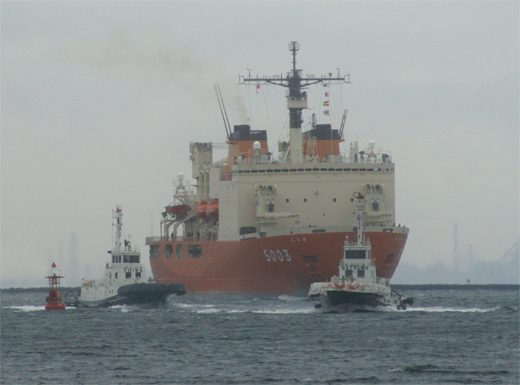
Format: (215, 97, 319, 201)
(165, 244, 173, 259)
(240, 226, 257, 235)
(344, 250, 366, 259)
(123, 255, 140, 263)
(176, 245, 183, 258)
(150, 245, 159, 259)
(188, 245, 202, 259)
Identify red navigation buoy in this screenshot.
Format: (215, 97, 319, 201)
(45, 262, 66, 311)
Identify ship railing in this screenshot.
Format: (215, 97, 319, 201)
(145, 235, 190, 244)
(146, 236, 162, 244)
(237, 155, 272, 165)
(168, 235, 188, 241)
(275, 154, 347, 165)
(82, 279, 104, 288)
(349, 152, 392, 164)
(322, 155, 345, 163)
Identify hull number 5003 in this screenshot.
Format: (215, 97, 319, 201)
(263, 249, 292, 262)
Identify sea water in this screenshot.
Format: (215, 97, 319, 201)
(1, 286, 518, 384)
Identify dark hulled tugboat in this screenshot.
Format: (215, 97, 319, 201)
(308, 193, 413, 311)
(63, 206, 186, 308)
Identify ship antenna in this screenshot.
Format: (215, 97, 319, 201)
(289, 41, 299, 72)
(214, 82, 231, 140)
(113, 206, 123, 253)
(239, 41, 350, 164)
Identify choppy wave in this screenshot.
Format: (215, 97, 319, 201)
(277, 294, 307, 302)
(406, 306, 501, 313)
(6, 305, 46, 312)
(2, 287, 518, 385)
(5, 303, 508, 315)
(108, 304, 138, 313)
(6, 305, 78, 312)
(190, 306, 315, 315)
(171, 301, 316, 314)
(390, 364, 511, 376)
(250, 308, 315, 314)
(170, 300, 511, 315)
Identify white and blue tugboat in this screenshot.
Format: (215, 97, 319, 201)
(308, 193, 412, 311)
(64, 206, 186, 307)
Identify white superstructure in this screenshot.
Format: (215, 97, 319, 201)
(160, 140, 399, 242)
(69, 206, 147, 307)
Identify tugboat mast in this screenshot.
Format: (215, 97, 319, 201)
(113, 206, 123, 253)
(239, 41, 350, 163)
(353, 193, 367, 246)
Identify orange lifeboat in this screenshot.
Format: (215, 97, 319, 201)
(194, 201, 208, 218)
(206, 199, 219, 219)
(165, 205, 190, 217)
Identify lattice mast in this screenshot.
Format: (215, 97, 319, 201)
(239, 41, 349, 163)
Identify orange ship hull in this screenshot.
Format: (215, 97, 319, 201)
(149, 230, 407, 294)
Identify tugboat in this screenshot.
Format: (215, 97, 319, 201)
(45, 262, 66, 310)
(64, 206, 186, 308)
(308, 193, 413, 311)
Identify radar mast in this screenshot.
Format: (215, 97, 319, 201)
(239, 41, 350, 163)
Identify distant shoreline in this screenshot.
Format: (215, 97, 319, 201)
(1, 284, 518, 294)
(392, 284, 519, 291)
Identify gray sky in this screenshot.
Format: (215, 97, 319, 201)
(2, 1, 518, 287)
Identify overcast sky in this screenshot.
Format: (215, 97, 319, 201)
(2, 1, 518, 287)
